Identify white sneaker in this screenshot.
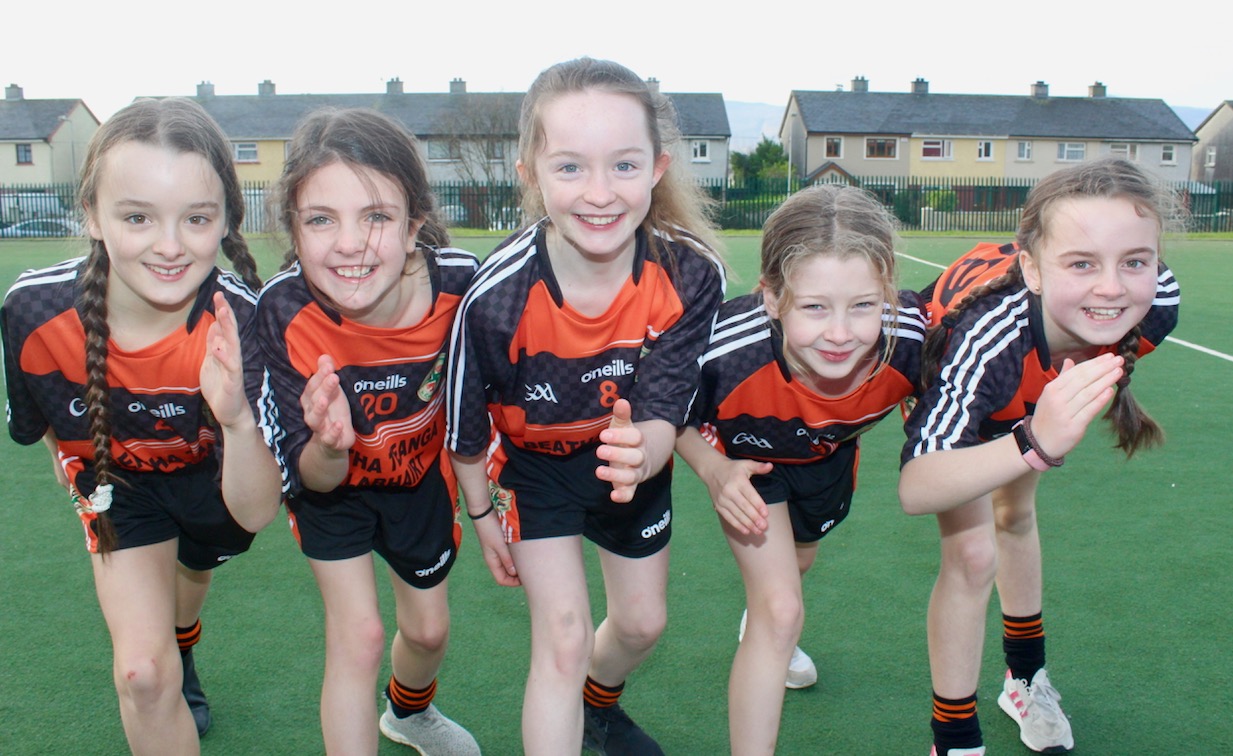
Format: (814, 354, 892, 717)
(997, 668, 1074, 753)
(379, 701, 482, 755)
(738, 609, 818, 690)
(929, 746, 986, 756)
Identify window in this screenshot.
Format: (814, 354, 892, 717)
(691, 140, 710, 162)
(232, 142, 258, 163)
(427, 140, 462, 161)
(1057, 142, 1086, 162)
(1109, 143, 1139, 161)
(865, 138, 898, 159)
(825, 137, 843, 159)
(1205, 146, 1217, 168)
(16, 143, 33, 164)
(1017, 141, 1033, 161)
(976, 141, 994, 160)
(921, 139, 953, 159)
(486, 140, 505, 161)
(1160, 144, 1176, 164)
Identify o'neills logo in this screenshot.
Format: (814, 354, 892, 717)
(354, 373, 407, 393)
(414, 548, 452, 577)
(641, 509, 671, 539)
(581, 359, 635, 384)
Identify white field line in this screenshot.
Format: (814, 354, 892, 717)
(898, 252, 1233, 364)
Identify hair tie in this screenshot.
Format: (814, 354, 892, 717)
(467, 504, 495, 521)
(941, 313, 958, 330)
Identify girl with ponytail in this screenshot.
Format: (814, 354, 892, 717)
(900, 157, 1181, 756)
(2, 97, 280, 754)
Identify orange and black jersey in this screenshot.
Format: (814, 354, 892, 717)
(903, 243, 1180, 462)
(256, 247, 478, 494)
(2, 257, 262, 485)
(691, 291, 927, 464)
(446, 223, 725, 458)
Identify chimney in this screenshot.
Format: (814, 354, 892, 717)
(449, 78, 466, 94)
(1031, 80, 1049, 98)
(911, 77, 929, 95)
(196, 81, 215, 98)
(851, 76, 869, 93)
(5, 83, 23, 100)
(1088, 81, 1107, 98)
(258, 79, 276, 97)
(645, 77, 660, 95)
(386, 77, 404, 95)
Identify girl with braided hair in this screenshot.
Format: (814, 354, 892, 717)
(900, 157, 1180, 756)
(1, 97, 280, 754)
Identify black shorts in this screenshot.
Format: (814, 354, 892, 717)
(286, 461, 460, 589)
(492, 439, 672, 559)
(749, 442, 858, 544)
(74, 459, 255, 570)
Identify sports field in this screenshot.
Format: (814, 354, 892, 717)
(1, 233, 1230, 754)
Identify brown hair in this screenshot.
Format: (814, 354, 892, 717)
(922, 157, 1178, 456)
(758, 184, 900, 380)
(76, 97, 261, 553)
(270, 107, 448, 271)
(516, 57, 722, 266)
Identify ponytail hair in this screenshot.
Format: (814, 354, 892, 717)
(75, 97, 259, 554)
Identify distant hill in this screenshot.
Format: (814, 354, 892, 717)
(723, 101, 1218, 155)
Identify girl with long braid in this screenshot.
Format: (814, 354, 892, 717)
(900, 157, 1181, 756)
(1, 98, 280, 755)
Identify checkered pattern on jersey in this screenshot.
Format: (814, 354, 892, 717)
(3, 259, 260, 482)
(693, 291, 927, 464)
(447, 225, 725, 457)
(903, 262, 1179, 464)
(255, 247, 478, 494)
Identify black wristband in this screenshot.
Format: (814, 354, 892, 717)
(467, 504, 495, 520)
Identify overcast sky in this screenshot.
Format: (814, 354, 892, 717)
(5, 0, 1227, 124)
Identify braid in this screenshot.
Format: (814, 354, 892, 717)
(220, 231, 262, 291)
(920, 267, 1024, 391)
(76, 244, 120, 554)
(1103, 325, 1164, 456)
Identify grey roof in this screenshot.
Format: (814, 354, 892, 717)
(1194, 100, 1233, 134)
(791, 91, 1196, 142)
(668, 93, 731, 137)
(0, 99, 83, 140)
(165, 90, 730, 141)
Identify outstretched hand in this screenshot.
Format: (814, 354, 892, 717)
(200, 292, 252, 428)
(301, 355, 355, 453)
(595, 398, 647, 503)
(1029, 353, 1124, 459)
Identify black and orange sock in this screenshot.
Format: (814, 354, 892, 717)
(1003, 612, 1046, 682)
(386, 675, 436, 718)
(931, 691, 981, 752)
(583, 677, 623, 709)
(176, 619, 202, 658)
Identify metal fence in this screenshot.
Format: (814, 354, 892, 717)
(6, 176, 1233, 235)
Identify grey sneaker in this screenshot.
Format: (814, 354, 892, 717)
(997, 668, 1074, 753)
(379, 701, 481, 755)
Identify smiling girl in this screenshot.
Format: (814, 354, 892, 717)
(899, 158, 1181, 756)
(255, 108, 479, 755)
(446, 58, 725, 755)
(675, 185, 927, 754)
(1, 98, 280, 754)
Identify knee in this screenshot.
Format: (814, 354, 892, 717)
(609, 603, 667, 653)
(113, 650, 179, 709)
(538, 609, 595, 678)
(397, 613, 450, 657)
(993, 499, 1038, 536)
(748, 594, 804, 651)
(331, 614, 387, 673)
(941, 533, 998, 591)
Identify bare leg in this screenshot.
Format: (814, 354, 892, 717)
(510, 536, 592, 756)
(308, 554, 383, 755)
(725, 505, 801, 756)
(992, 471, 1043, 617)
(590, 545, 671, 687)
(387, 571, 450, 689)
(92, 539, 199, 755)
